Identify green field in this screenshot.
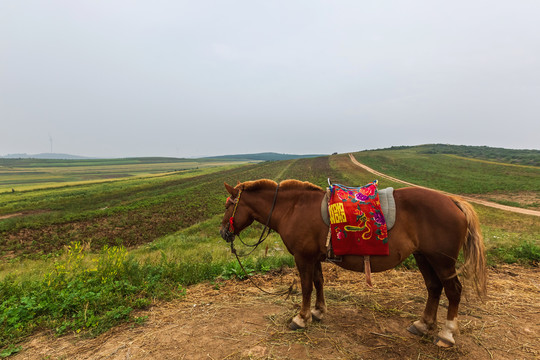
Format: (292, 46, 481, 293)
(0, 146, 539, 355)
(0, 157, 256, 193)
(352, 145, 540, 207)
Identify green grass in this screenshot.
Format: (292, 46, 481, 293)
(0, 243, 182, 350)
(409, 144, 540, 166)
(352, 147, 540, 195)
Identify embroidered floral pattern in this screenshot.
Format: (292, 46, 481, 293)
(329, 181, 389, 256)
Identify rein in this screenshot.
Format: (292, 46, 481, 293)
(230, 242, 296, 297)
(236, 183, 279, 251)
(228, 184, 296, 297)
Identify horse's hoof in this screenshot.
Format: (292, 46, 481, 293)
(289, 315, 307, 330)
(434, 319, 457, 347)
(407, 323, 424, 336)
(407, 320, 429, 336)
(311, 309, 324, 322)
(434, 336, 455, 348)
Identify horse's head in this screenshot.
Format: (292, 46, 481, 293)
(219, 182, 254, 242)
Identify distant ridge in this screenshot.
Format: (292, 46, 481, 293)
(202, 152, 325, 161)
(0, 152, 325, 162)
(0, 153, 94, 160)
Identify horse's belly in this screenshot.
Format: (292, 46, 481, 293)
(336, 254, 403, 273)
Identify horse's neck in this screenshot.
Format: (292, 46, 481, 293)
(248, 188, 318, 231)
(246, 188, 281, 227)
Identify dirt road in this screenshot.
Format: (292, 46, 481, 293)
(348, 153, 540, 217)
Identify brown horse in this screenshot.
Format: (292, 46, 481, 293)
(219, 179, 487, 347)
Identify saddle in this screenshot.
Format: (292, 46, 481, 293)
(321, 182, 396, 234)
(320, 181, 396, 286)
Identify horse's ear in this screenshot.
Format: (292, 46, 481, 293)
(224, 182, 238, 196)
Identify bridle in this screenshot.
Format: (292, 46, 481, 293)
(226, 188, 243, 235)
(225, 184, 280, 250)
(224, 183, 295, 297)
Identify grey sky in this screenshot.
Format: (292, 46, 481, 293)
(1, 1, 539, 158)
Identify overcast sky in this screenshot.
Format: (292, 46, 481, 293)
(1, 1, 539, 158)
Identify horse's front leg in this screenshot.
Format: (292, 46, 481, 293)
(290, 255, 315, 330)
(311, 260, 327, 322)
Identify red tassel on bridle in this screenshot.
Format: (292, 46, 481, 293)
(229, 216, 235, 232)
(227, 189, 242, 234)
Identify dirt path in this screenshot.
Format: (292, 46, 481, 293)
(348, 153, 540, 217)
(0, 210, 51, 221)
(0, 213, 23, 220)
(13, 264, 539, 360)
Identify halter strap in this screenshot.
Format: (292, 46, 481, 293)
(227, 183, 293, 297)
(228, 189, 242, 233)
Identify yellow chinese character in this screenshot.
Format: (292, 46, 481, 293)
(329, 202, 347, 224)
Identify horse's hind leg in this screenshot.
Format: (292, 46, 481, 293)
(311, 261, 327, 322)
(409, 253, 462, 347)
(434, 270, 462, 347)
(408, 253, 443, 336)
(422, 254, 463, 347)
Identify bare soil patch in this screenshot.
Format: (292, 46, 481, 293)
(467, 192, 540, 211)
(0, 211, 50, 221)
(0, 213, 24, 220)
(14, 264, 539, 360)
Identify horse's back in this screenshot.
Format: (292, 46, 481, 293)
(393, 187, 467, 229)
(391, 186, 468, 256)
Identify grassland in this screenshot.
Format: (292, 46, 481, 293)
(1, 147, 539, 355)
(388, 144, 540, 166)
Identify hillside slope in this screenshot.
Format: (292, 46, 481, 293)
(349, 153, 540, 216)
(352, 146, 540, 200)
(384, 144, 540, 166)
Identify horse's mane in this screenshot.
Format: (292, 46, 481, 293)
(238, 179, 322, 192)
(280, 179, 322, 191)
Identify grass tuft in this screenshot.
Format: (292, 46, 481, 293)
(487, 240, 540, 266)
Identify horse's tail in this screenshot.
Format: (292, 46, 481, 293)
(451, 196, 487, 299)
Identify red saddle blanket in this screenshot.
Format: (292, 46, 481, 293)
(329, 181, 389, 256)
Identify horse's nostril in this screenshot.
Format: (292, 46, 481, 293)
(220, 228, 235, 242)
